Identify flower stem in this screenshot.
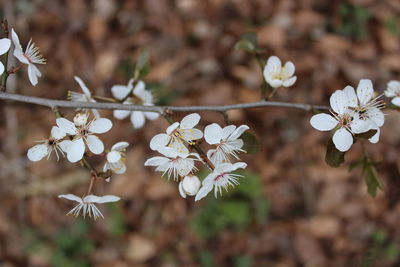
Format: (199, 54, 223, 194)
(92, 95, 117, 103)
(255, 51, 269, 100)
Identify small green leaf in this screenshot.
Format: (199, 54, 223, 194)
(363, 160, 384, 197)
(134, 49, 150, 79)
(355, 129, 377, 140)
(234, 32, 257, 52)
(241, 132, 260, 154)
(325, 138, 345, 167)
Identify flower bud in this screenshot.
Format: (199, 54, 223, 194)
(73, 113, 88, 126)
(178, 175, 201, 198)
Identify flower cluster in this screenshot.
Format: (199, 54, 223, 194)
(145, 113, 250, 201)
(310, 79, 384, 152)
(27, 112, 127, 219)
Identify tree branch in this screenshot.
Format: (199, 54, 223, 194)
(0, 91, 329, 113)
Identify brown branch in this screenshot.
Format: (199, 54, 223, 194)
(0, 91, 329, 113)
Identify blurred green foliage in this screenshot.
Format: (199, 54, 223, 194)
(24, 220, 94, 267)
(361, 229, 399, 267)
(384, 16, 400, 36)
(335, 3, 371, 41)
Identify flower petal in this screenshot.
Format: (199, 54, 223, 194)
(144, 111, 160, 120)
(166, 122, 179, 134)
(310, 113, 337, 131)
(392, 97, 400, 107)
(366, 108, 384, 127)
(356, 79, 374, 106)
(58, 194, 82, 203)
(332, 128, 353, 152)
(351, 119, 371, 134)
(195, 184, 213, 201)
(150, 133, 170, 151)
(111, 81, 133, 100)
(51, 126, 66, 140)
(111, 141, 129, 151)
(368, 127, 380, 144)
(385, 81, 400, 97)
(330, 90, 348, 115)
(221, 125, 236, 140)
(0, 63, 4, 75)
(11, 29, 29, 64)
(86, 135, 104, 154)
(228, 125, 249, 141)
(113, 109, 131, 120)
(181, 128, 203, 141)
(342, 86, 358, 108)
(0, 38, 11, 55)
(180, 113, 201, 129)
(282, 76, 297, 87)
(266, 55, 282, 69)
(178, 182, 186, 198)
(27, 144, 49, 161)
(144, 156, 169, 166)
(130, 111, 145, 129)
(56, 118, 77, 135)
(96, 195, 120, 203)
(204, 123, 223, 145)
(107, 151, 121, 163)
(89, 118, 112, 134)
(283, 61, 295, 77)
(28, 64, 40, 86)
(74, 76, 92, 97)
(66, 138, 85, 162)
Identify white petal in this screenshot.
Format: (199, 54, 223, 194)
(51, 126, 66, 140)
(107, 151, 121, 163)
(96, 195, 120, 203)
(204, 123, 223, 145)
(74, 76, 92, 97)
(366, 108, 384, 127)
(157, 146, 181, 158)
(181, 128, 203, 141)
(83, 195, 102, 203)
(56, 118, 77, 135)
(113, 162, 127, 174)
(392, 97, 400, 107)
(89, 118, 112, 134)
(58, 140, 71, 152)
(195, 184, 213, 201)
(266, 78, 283, 88)
(232, 162, 248, 171)
(351, 119, 371, 134)
(0, 63, 4, 75)
(221, 125, 236, 140)
(266, 56, 282, 69)
(111, 82, 132, 100)
(130, 111, 145, 129)
(58, 194, 82, 203)
(27, 144, 49, 161)
(144, 111, 159, 120)
(178, 182, 187, 198)
(283, 61, 295, 77)
(332, 128, 353, 152)
(310, 113, 337, 131)
(66, 138, 85, 162)
(282, 76, 297, 87)
(356, 79, 374, 106)
(180, 113, 201, 129)
(11, 29, 29, 64)
(144, 156, 169, 166)
(342, 86, 358, 108)
(385, 81, 400, 97)
(228, 125, 249, 141)
(132, 80, 145, 96)
(330, 90, 349, 115)
(28, 64, 40, 86)
(150, 134, 170, 151)
(111, 141, 129, 151)
(369, 127, 380, 144)
(0, 38, 11, 55)
(166, 122, 180, 134)
(86, 135, 104, 154)
(113, 109, 131, 120)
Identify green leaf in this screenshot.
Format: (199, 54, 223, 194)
(134, 49, 150, 79)
(235, 32, 257, 52)
(325, 138, 345, 167)
(363, 160, 384, 197)
(241, 132, 260, 154)
(355, 129, 377, 140)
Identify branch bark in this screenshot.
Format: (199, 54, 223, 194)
(0, 91, 329, 113)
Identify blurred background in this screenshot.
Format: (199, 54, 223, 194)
(1, 0, 400, 266)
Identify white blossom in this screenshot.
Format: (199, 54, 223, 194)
(56, 113, 112, 163)
(179, 175, 201, 198)
(11, 29, 46, 86)
(69, 76, 100, 118)
(310, 89, 370, 152)
(144, 147, 200, 181)
(27, 126, 69, 161)
(0, 38, 11, 75)
(263, 55, 296, 88)
(103, 141, 129, 174)
(205, 123, 249, 164)
(385, 80, 400, 107)
(112, 79, 159, 129)
(195, 162, 247, 201)
(58, 194, 120, 219)
(342, 79, 384, 143)
(150, 113, 203, 154)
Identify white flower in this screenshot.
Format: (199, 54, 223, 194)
(385, 80, 400, 107)
(56, 113, 112, 163)
(69, 76, 100, 118)
(112, 79, 159, 129)
(195, 162, 247, 201)
(310, 89, 370, 152)
(205, 123, 249, 164)
(0, 38, 11, 75)
(150, 113, 203, 154)
(58, 194, 120, 219)
(11, 29, 46, 86)
(27, 126, 69, 161)
(342, 79, 385, 143)
(144, 147, 200, 181)
(103, 142, 129, 174)
(263, 55, 297, 88)
(179, 175, 201, 198)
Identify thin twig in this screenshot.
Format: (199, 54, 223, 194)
(0, 91, 329, 113)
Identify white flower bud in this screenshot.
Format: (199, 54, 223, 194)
(178, 175, 201, 198)
(73, 113, 89, 126)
